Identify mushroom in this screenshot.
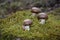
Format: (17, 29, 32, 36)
(37, 13, 48, 24)
(23, 19, 32, 31)
(31, 7, 41, 16)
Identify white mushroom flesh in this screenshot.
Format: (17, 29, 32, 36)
(24, 26, 30, 31)
(39, 19, 46, 24)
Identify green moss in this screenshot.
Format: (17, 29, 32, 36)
(0, 10, 60, 40)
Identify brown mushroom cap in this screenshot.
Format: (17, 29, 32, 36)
(37, 13, 48, 20)
(23, 19, 32, 26)
(31, 7, 41, 13)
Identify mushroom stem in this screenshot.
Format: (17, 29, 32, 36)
(23, 25, 30, 31)
(32, 13, 36, 16)
(39, 19, 46, 24)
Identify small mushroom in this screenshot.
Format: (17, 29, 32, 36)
(31, 7, 41, 16)
(37, 13, 48, 24)
(23, 19, 32, 31)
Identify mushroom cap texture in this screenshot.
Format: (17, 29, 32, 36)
(31, 7, 41, 13)
(23, 19, 32, 25)
(37, 13, 48, 19)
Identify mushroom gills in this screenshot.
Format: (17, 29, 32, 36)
(39, 19, 46, 24)
(24, 25, 30, 31)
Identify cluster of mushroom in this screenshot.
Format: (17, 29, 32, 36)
(31, 7, 48, 24)
(22, 7, 48, 31)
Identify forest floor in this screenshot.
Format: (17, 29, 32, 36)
(0, 8, 60, 40)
